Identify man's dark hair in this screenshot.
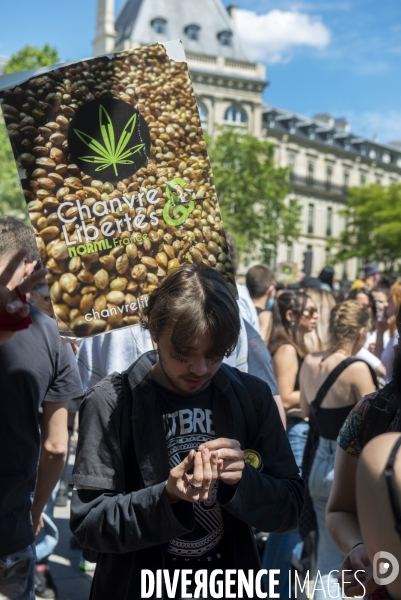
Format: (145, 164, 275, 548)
(246, 264, 275, 299)
(372, 286, 390, 298)
(140, 263, 240, 357)
(348, 287, 376, 317)
(0, 217, 40, 264)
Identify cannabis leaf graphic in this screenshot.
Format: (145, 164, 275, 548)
(74, 104, 145, 177)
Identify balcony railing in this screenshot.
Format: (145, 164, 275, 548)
(290, 173, 347, 197)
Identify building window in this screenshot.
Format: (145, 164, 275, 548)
(289, 120, 296, 135)
(344, 171, 350, 189)
(151, 18, 167, 34)
(326, 165, 333, 191)
(287, 243, 293, 262)
(287, 152, 295, 174)
(185, 24, 200, 41)
(197, 101, 208, 126)
(325, 247, 331, 264)
(308, 127, 315, 140)
(224, 106, 247, 125)
(360, 173, 366, 186)
(376, 177, 382, 185)
(217, 30, 232, 46)
(307, 204, 314, 234)
(326, 206, 333, 237)
(307, 161, 314, 186)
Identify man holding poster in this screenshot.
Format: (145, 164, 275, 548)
(70, 263, 304, 600)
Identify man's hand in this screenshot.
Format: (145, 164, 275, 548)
(165, 448, 221, 503)
(0, 249, 47, 319)
(199, 438, 245, 486)
(31, 510, 44, 538)
(338, 544, 378, 597)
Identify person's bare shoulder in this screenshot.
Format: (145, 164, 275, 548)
(346, 359, 373, 379)
(275, 343, 297, 361)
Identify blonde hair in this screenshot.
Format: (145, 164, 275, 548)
(389, 282, 401, 338)
(329, 300, 371, 353)
(304, 289, 336, 353)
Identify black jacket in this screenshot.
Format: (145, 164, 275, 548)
(70, 351, 304, 600)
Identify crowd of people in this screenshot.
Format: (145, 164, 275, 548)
(1, 215, 401, 600)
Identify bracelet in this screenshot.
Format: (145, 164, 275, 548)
(352, 542, 364, 550)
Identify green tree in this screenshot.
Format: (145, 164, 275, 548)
(3, 44, 60, 75)
(0, 44, 60, 218)
(208, 127, 301, 264)
(0, 123, 26, 218)
(332, 183, 401, 272)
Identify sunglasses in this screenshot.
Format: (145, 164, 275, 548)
(303, 307, 318, 318)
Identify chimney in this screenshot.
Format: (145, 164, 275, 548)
(373, 134, 379, 143)
(93, 0, 116, 57)
(314, 113, 335, 128)
(334, 118, 350, 133)
(226, 4, 237, 27)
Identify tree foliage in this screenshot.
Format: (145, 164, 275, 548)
(333, 183, 401, 272)
(208, 127, 301, 263)
(0, 44, 60, 218)
(0, 122, 27, 218)
(3, 44, 60, 75)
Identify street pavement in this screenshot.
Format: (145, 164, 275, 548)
(49, 500, 93, 600)
(44, 451, 93, 600)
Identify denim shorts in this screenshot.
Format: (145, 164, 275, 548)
(0, 543, 36, 600)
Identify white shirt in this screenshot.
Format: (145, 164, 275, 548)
(236, 283, 261, 335)
(355, 346, 381, 370)
(364, 330, 390, 350)
(381, 331, 399, 382)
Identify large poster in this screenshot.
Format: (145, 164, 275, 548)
(0, 41, 235, 338)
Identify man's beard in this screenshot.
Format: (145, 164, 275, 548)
(158, 351, 212, 395)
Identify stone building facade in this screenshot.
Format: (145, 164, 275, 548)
(94, 0, 401, 280)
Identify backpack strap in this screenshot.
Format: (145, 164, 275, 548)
(360, 381, 401, 448)
(311, 357, 378, 415)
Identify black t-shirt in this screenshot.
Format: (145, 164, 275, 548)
(0, 305, 83, 556)
(152, 379, 225, 570)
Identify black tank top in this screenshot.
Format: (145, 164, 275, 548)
(312, 358, 377, 441)
(294, 354, 303, 392)
(315, 405, 357, 440)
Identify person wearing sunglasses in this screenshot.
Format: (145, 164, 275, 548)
(300, 300, 377, 600)
(262, 291, 317, 597)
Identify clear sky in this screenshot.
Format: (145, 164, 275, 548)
(0, 0, 399, 144)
